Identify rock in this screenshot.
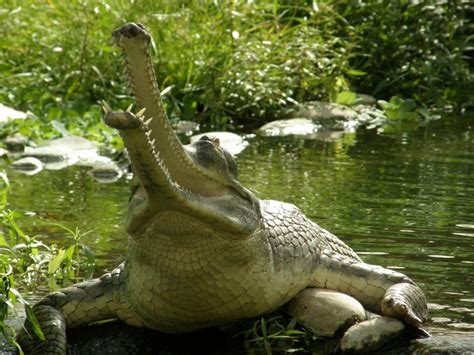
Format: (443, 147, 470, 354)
(5, 134, 29, 153)
(257, 118, 321, 137)
(21, 136, 111, 171)
(88, 161, 123, 183)
(411, 328, 474, 353)
(11, 157, 43, 175)
(288, 101, 358, 122)
(175, 120, 200, 136)
(288, 288, 366, 337)
(340, 317, 405, 353)
(190, 132, 248, 156)
(43, 136, 97, 151)
(0, 103, 27, 123)
(257, 118, 354, 141)
(355, 94, 377, 106)
(259, 102, 360, 139)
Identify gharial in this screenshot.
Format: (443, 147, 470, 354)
(18, 23, 428, 354)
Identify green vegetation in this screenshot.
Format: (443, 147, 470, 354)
(243, 315, 307, 354)
(0, 0, 472, 138)
(0, 171, 95, 350)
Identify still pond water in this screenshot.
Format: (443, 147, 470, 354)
(4, 115, 474, 349)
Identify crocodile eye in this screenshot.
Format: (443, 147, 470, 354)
(211, 137, 220, 148)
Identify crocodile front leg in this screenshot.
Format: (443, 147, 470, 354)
(17, 264, 142, 354)
(310, 250, 428, 327)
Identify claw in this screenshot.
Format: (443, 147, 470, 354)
(126, 103, 134, 112)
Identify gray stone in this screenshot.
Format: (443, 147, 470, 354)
(341, 316, 405, 353)
(355, 94, 377, 106)
(288, 101, 358, 122)
(11, 157, 43, 175)
(257, 118, 321, 137)
(21, 136, 113, 171)
(5, 134, 28, 153)
(288, 288, 366, 337)
(88, 161, 123, 183)
(175, 120, 200, 136)
(43, 136, 97, 151)
(23, 146, 70, 163)
(0, 103, 27, 123)
(190, 132, 248, 156)
(412, 328, 474, 353)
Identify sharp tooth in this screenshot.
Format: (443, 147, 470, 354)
(144, 117, 153, 126)
(101, 100, 112, 113)
(136, 107, 146, 118)
(126, 103, 133, 112)
(150, 138, 156, 146)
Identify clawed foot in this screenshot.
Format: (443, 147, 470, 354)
(381, 283, 428, 330)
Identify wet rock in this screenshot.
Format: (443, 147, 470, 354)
(23, 146, 72, 163)
(288, 101, 358, 122)
(288, 288, 366, 337)
(21, 136, 111, 171)
(355, 94, 377, 106)
(257, 118, 355, 141)
(5, 134, 29, 152)
(190, 132, 248, 156)
(0, 103, 27, 123)
(257, 118, 320, 137)
(259, 101, 360, 139)
(411, 328, 474, 353)
(11, 157, 43, 175)
(88, 161, 123, 183)
(340, 316, 405, 353)
(175, 120, 200, 136)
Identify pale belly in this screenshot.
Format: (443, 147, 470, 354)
(123, 258, 309, 333)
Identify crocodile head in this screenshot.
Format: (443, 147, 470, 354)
(105, 23, 261, 238)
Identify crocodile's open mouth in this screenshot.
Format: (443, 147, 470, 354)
(103, 105, 260, 237)
(104, 106, 236, 198)
(106, 22, 261, 237)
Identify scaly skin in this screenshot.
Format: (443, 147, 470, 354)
(18, 23, 428, 354)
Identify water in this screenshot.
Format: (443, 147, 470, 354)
(3, 115, 474, 346)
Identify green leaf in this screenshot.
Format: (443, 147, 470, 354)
(64, 245, 75, 261)
(336, 91, 357, 106)
(48, 249, 66, 275)
(346, 69, 367, 77)
(25, 304, 45, 341)
(399, 98, 416, 113)
(0, 233, 10, 247)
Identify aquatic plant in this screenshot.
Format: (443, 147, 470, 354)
(0, 170, 95, 351)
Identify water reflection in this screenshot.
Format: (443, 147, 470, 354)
(3, 115, 474, 330)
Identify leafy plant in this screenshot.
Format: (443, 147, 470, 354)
(243, 314, 307, 354)
(0, 0, 471, 138)
(0, 171, 95, 350)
